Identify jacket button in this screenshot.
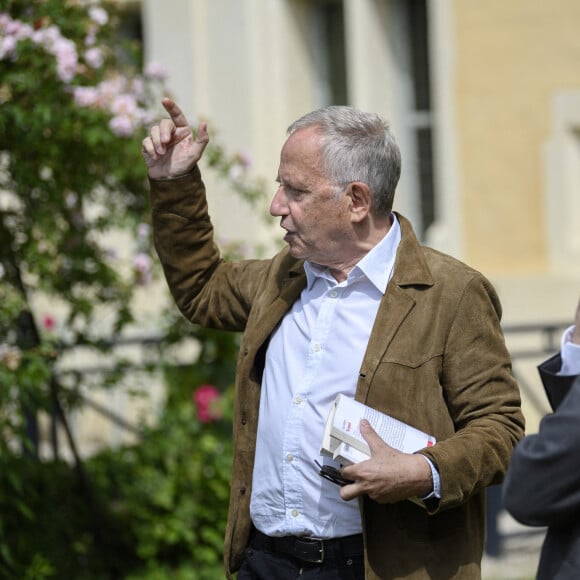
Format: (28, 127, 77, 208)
(241, 418, 247, 425)
(240, 486, 246, 495)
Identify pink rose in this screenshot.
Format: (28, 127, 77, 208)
(193, 384, 222, 423)
(88, 6, 109, 27)
(144, 61, 168, 82)
(132, 252, 152, 285)
(84, 47, 104, 69)
(109, 115, 135, 137)
(42, 314, 55, 331)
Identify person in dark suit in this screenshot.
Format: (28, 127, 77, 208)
(503, 296, 580, 579)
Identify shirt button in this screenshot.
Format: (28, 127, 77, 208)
(291, 509, 299, 518)
(313, 343, 321, 352)
(294, 396, 302, 405)
(286, 454, 294, 462)
(330, 290, 338, 298)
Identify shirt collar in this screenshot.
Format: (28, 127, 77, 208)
(304, 213, 401, 294)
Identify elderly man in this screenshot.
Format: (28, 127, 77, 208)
(142, 98, 524, 580)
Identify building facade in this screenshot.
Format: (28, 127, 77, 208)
(136, 0, 580, 327)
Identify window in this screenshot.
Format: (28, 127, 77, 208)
(115, 1, 144, 68)
(311, 0, 348, 106)
(406, 0, 436, 237)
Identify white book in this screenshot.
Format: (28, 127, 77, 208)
(321, 394, 436, 465)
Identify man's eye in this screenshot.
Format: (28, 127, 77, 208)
(286, 187, 306, 199)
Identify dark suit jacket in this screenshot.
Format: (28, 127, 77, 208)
(503, 358, 580, 580)
(539, 353, 577, 410)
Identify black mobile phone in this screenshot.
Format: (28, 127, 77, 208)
(314, 460, 353, 487)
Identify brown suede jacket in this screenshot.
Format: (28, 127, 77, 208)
(150, 166, 525, 580)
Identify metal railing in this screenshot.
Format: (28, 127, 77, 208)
(50, 320, 570, 446)
(34, 321, 572, 557)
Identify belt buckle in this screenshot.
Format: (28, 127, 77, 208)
(296, 537, 324, 564)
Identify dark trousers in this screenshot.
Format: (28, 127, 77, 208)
(237, 531, 365, 580)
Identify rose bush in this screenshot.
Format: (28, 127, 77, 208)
(0, 0, 266, 577)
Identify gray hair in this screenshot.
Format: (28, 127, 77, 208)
(287, 106, 401, 216)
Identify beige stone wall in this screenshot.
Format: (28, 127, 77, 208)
(454, 0, 580, 274)
(58, 0, 579, 457)
(136, 0, 580, 315)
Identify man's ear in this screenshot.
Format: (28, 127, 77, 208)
(346, 182, 372, 223)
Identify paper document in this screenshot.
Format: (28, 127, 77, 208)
(320, 394, 436, 465)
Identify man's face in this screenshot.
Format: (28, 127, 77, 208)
(270, 126, 353, 268)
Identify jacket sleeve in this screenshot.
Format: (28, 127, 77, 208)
(502, 375, 580, 528)
(149, 166, 272, 332)
(418, 274, 525, 508)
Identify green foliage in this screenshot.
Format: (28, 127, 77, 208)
(0, 0, 267, 577)
(1, 330, 237, 578)
(91, 387, 234, 578)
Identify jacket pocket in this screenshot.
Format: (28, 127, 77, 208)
(395, 500, 464, 542)
(364, 354, 454, 438)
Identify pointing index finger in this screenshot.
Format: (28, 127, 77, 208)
(161, 97, 189, 128)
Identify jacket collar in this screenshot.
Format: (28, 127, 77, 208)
(390, 212, 434, 289)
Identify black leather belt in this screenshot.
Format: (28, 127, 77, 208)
(252, 530, 364, 564)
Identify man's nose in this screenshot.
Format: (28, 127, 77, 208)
(269, 186, 288, 217)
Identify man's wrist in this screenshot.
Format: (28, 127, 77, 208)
(417, 453, 441, 500)
(148, 164, 199, 182)
(416, 454, 441, 499)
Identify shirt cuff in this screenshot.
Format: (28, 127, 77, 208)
(560, 325, 580, 376)
(418, 455, 441, 499)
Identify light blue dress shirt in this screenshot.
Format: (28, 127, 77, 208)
(560, 325, 580, 375)
(250, 216, 409, 538)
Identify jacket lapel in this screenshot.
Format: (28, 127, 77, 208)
(357, 213, 434, 403)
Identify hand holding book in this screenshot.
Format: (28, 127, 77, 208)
(318, 395, 437, 505)
(320, 394, 435, 465)
(339, 419, 435, 503)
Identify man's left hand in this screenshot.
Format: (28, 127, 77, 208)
(339, 419, 433, 504)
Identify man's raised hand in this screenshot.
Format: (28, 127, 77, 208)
(142, 98, 209, 180)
